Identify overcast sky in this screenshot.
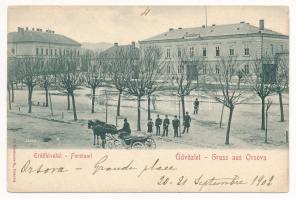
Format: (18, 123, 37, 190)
(7, 6, 289, 44)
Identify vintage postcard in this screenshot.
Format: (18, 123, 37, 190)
(7, 5, 289, 192)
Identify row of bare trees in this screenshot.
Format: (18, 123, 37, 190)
(7, 48, 288, 144)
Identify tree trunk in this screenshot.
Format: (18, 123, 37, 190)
(261, 97, 265, 130)
(148, 94, 151, 120)
(116, 90, 122, 116)
(219, 103, 225, 128)
(11, 82, 14, 103)
(225, 107, 234, 145)
(28, 85, 33, 113)
(181, 95, 186, 119)
(91, 87, 95, 113)
(265, 108, 268, 143)
(137, 96, 141, 131)
(8, 84, 11, 110)
(278, 91, 284, 122)
(71, 93, 77, 121)
(67, 93, 71, 110)
(45, 86, 49, 107)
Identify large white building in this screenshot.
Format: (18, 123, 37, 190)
(139, 20, 289, 78)
(8, 27, 81, 58)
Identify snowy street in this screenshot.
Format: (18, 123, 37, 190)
(7, 87, 289, 149)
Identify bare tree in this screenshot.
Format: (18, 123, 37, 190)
(82, 53, 106, 113)
(170, 56, 200, 119)
(57, 55, 83, 121)
(141, 46, 164, 120)
(126, 46, 162, 131)
(274, 53, 289, 122)
(210, 56, 248, 145)
(265, 99, 272, 143)
(17, 56, 42, 113)
(102, 48, 132, 117)
(246, 56, 276, 130)
(39, 58, 56, 107)
(7, 57, 18, 109)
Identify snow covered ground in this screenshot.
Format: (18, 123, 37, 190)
(7, 86, 289, 149)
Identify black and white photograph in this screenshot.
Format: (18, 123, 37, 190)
(7, 6, 289, 150)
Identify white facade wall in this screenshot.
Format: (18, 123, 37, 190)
(139, 34, 288, 77)
(8, 42, 81, 57)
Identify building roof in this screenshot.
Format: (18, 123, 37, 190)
(8, 31, 81, 46)
(140, 22, 288, 43)
(100, 43, 140, 58)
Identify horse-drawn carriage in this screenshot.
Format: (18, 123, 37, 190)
(88, 120, 156, 149)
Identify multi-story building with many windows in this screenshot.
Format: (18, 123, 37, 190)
(138, 19, 288, 78)
(8, 27, 81, 58)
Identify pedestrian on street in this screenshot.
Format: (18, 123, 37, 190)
(162, 115, 170, 137)
(147, 119, 154, 133)
(172, 115, 180, 137)
(182, 112, 191, 134)
(194, 98, 200, 115)
(155, 114, 162, 136)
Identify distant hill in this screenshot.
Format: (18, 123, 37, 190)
(81, 42, 113, 53)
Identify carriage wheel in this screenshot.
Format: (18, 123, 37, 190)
(144, 138, 156, 149)
(131, 141, 145, 149)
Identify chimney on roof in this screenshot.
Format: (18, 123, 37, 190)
(259, 19, 264, 30)
(131, 41, 135, 47)
(32, 28, 35, 31)
(240, 21, 245, 24)
(202, 25, 206, 28)
(169, 28, 174, 31)
(25, 27, 29, 31)
(114, 42, 118, 46)
(17, 27, 21, 32)
(212, 24, 215, 27)
(178, 27, 182, 29)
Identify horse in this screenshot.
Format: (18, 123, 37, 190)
(88, 120, 117, 148)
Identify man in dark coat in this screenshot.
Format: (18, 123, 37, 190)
(194, 98, 200, 115)
(172, 115, 180, 137)
(162, 115, 170, 137)
(118, 118, 131, 139)
(182, 112, 191, 134)
(147, 119, 154, 133)
(155, 114, 162, 136)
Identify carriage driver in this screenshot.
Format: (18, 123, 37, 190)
(118, 118, 131, 139)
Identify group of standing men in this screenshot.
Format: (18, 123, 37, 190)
(147, 112, 192, 137)
(147, 98, 200, 137)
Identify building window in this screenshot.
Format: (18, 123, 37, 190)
(11, 48, 15, 55)
(167, 65, 170, 73)
(189, 47, 194, 58)
(215, 65, 220, 74)
(77, 50, 79, 56)
(166, 48, 171, 58)
(202, 47, 207, 57)
(55, 49, 57, 55)
(41, 48, 44, 55)
(271, 44, 274, 54)
(35, 48, 38, 55)
(63, 49, 66, 55)
(280, 45, 284, 52)
(202, 65, 207, 74)
(178, 65, 184, 73)
(215, 46, 220, 56)
(177, 48, 182, 58)
(50, 49, 53, 56)
(244, 48, 250, 56)
(229, 48, 234, 56)
(244, 64, 249, 74)
(46, 49, 48, 55)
